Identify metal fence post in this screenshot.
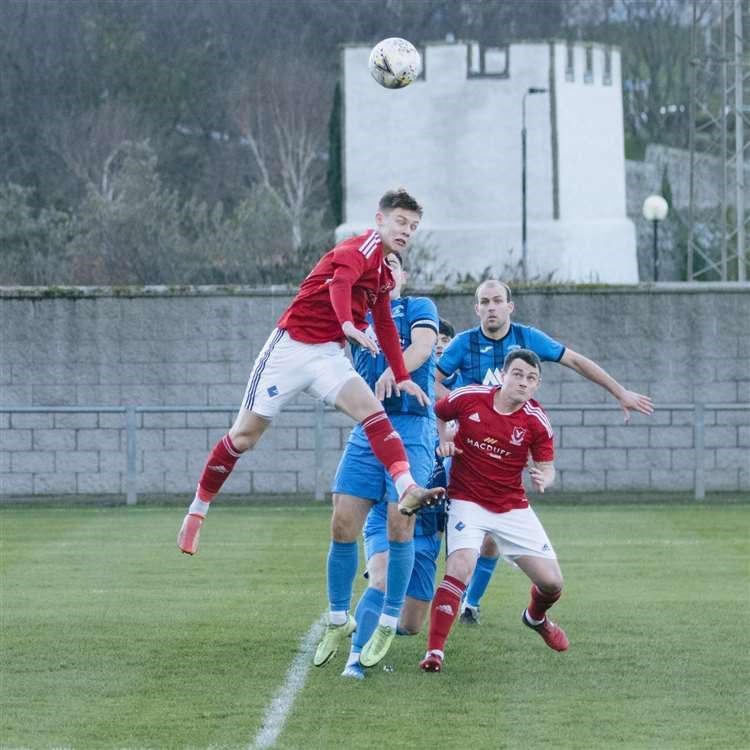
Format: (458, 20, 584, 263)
(694, 402, 705, 501)
(126, 407, 137, 505)
(314, 400, 325, 501)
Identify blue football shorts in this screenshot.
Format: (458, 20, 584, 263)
(363, 500, 442, 602)
(332, 416, 435, 503)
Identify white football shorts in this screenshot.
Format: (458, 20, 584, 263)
(446, 499, 557, 561)
(240, 328, 359, 419)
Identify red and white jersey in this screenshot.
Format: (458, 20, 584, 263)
(434, 385, 554, 514)
(277, 230, 395, 346)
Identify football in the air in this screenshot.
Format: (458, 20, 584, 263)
(368, 37, 422, 89)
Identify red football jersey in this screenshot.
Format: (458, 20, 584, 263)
(434, 385, 554, 513)
(276, 230, 410, 381)
(277, 230, 393, 344)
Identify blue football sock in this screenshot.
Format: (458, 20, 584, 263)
(465, 555, 499, 608)
(351, 586, 386, 652)
(382, 539, 415, 620)
(327, 540, 359, 613)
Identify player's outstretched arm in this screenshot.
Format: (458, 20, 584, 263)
(616, 389, 655, 420)
(560, 348, 654, 422)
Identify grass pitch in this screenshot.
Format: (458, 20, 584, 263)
(1, 501, 748, 749)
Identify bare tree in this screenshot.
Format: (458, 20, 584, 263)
(229, 58, 330, 252)
(43, 101, 147, 200)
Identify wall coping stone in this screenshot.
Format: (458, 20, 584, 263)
(1, 282, 748, 300)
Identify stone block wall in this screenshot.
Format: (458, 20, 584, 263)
(1, 284, 748, 499)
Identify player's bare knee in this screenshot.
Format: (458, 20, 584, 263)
(446, 554, 475, 584)
(330, 512, 361, 542)
(388, 526, 413, 543)
(387, 506, 414, 542)
(537, 575, 564, 595)
(226, 432, 257, 452)
(229, 412, 269, 452)
(335, 378, 381, 422)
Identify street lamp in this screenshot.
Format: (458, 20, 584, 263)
(642, 195, 669, 281)
(521, 86, 548, 282)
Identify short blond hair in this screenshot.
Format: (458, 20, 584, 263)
(475, 279, 512, 304)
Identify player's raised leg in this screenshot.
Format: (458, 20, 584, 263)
(334, 377, 444, 510)
(177, 408, 269, 554)
(177, 327, 305, 555)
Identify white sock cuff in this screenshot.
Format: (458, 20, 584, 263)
(329, 610, 348, 626)
(394, 473, 415, 497)
(524, 608, 545, 626)
(189, 498, 210, 516)
(379, 613, 399, 630)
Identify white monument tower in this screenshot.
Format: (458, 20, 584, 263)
(338, 39, 638, 283)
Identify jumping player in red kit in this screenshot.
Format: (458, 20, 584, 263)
(177, 189, 444, 555)
(418, 348, 569, 673)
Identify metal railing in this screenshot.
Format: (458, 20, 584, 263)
(1, 402, 326, 503)
(1, 402, 748, 503)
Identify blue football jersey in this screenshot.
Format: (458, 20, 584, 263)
(441, 370, 463, 391)
(436, 323, 565, 386)
(352, 296, 439, 416)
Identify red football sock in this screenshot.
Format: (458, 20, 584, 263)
(427, 575, 465, 654)
(196, 434, 242, 501)
(527, 584, 561, 622)
(361, 410, 409, 481)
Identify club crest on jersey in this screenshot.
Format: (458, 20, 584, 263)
(510, 426, 527, 446)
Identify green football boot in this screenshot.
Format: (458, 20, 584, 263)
(313, 615, 357, 667)
(359, 624, 396, 668)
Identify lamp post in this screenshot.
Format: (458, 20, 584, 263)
(521, 86, 548, 282)
(642, 195, 669, 281)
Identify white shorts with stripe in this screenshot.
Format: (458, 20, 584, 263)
(446, 499, 557, 561)
(241, 328, 360, 419)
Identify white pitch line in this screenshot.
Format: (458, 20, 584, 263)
(248, 615, 326, 750)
